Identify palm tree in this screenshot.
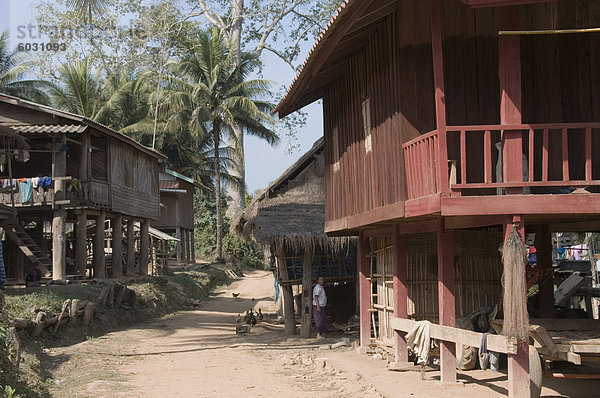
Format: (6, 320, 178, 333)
(48, 59, 150, 131)
(0, 31, 50, 104)
(47, 59, 107, 120)
(67, 0, 107, 23)
(160, 30, 279, 259)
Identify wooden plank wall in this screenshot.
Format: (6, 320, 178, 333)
(323, 4, 435, 223)
(109, 140, 160, 220)
(444, 0, 600, 183)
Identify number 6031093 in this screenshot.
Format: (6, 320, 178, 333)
(18, 43, 67, 51)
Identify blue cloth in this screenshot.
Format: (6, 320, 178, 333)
(0, 241, 6, 288)
(273, 276, 279, 303)
(38, 177, 52, 189)
(19, 178, 32, 203)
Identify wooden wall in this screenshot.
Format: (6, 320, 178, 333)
(153, 179, 195, 230)
(323, 3, 435, 222)
(322, 0, 600, 224)
(109, 140, 160, 220)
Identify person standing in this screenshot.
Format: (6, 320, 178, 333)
(313, 276, 327, 339)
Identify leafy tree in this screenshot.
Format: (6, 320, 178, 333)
(195, 0, 341, 216)
(0, 31, 50, 104)
(160, 30, 278, 259)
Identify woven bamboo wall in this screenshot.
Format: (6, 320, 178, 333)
(369, 229, 503, 335)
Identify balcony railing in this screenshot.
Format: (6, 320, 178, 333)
(402, 122, 600, 200)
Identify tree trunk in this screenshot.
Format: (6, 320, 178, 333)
(214, 124, 223, 260)
(226, 0, 246, 218)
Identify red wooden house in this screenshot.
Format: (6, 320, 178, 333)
(275, 0, 600, 396)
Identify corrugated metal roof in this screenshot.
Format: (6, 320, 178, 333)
(159, 180, 179, 190)
(164, 169, 211, 191)
(11, 124, 87, 134)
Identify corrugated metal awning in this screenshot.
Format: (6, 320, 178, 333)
(159, 180, 179, 189)
(11, 124, 87, 134)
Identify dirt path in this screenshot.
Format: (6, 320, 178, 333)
(45, 270, 597, 398)
(46, 270, 382, 398)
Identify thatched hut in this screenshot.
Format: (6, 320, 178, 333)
(231, 138, 357, 337)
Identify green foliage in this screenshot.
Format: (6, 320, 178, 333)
(194, 188, 265, 268)
(0, 31, 50, 104)
(222, 234, 265, 269)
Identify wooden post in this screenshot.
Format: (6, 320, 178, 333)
(52, 204, 66, 281)
(499, 7, 523, 196)
(75, 211, 87, 275)
(191, 230, 195, 263)
(393, 227, 409, 363)
(300, 246, 315, 338)
(503, 216, 530, 398)
(112, 214, 123, 278)
(126, 219, 135, 275)
(359, 231, 371, 348)
(52, 135, 68, 281)
(176, 227, 182, 263)
(79, 131, 89, 201)
(186, 229, 191, 262)
(535, 225, 554, 318)
(437, 224, 456, 383)
(276, 249, 296, 334)
(431, 0, 449, 195)
(94, 211, 106, 279)
(139, 220, 150, 275)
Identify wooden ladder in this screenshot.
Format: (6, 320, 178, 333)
(1, 218, 52, 275)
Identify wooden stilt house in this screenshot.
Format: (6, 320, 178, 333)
(275, 0, 600, 396)
(153, 169, 209, 265)
(231, 138, 357, 337)
(0, 93, 164, 282)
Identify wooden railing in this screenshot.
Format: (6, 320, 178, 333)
(85, 180, 110, 206)
(0, 176, 77, 207)
(402, 130, 441, 199)
(403, 122, 600, 199)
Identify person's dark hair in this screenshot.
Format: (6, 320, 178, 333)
(32, 261, 41, 268)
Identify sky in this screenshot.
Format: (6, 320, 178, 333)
(0, 0, 324, 196)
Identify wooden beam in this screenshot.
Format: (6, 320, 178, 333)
(404, 194, 441, 218)
(442, 195, 600, 217)
(444, 215, 505, 230)
(93, 211, 106, 279)
(176, 227, 183, 263)
(139, 219, 150, 275)
(126, 218, 135, 276)
(437, 224, 456, 383)
(390, 317, 518, 354)
(359, 231, 371, 348)
(300, 246, 315, 338)
(112, 214, 123, 278)
(393, 227, 408, 363)
(503, 215, 530, 398)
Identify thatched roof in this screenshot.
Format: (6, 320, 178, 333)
(231, 137, 350, 251)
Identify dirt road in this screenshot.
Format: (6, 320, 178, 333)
(45, 269, 597, 398)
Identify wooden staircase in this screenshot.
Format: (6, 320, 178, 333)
(1, 218, 52, 275)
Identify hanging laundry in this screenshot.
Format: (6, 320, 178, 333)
(38, 177, 52, 190)
(31, 177, 40, 189)
(19, 178, 33, 203)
